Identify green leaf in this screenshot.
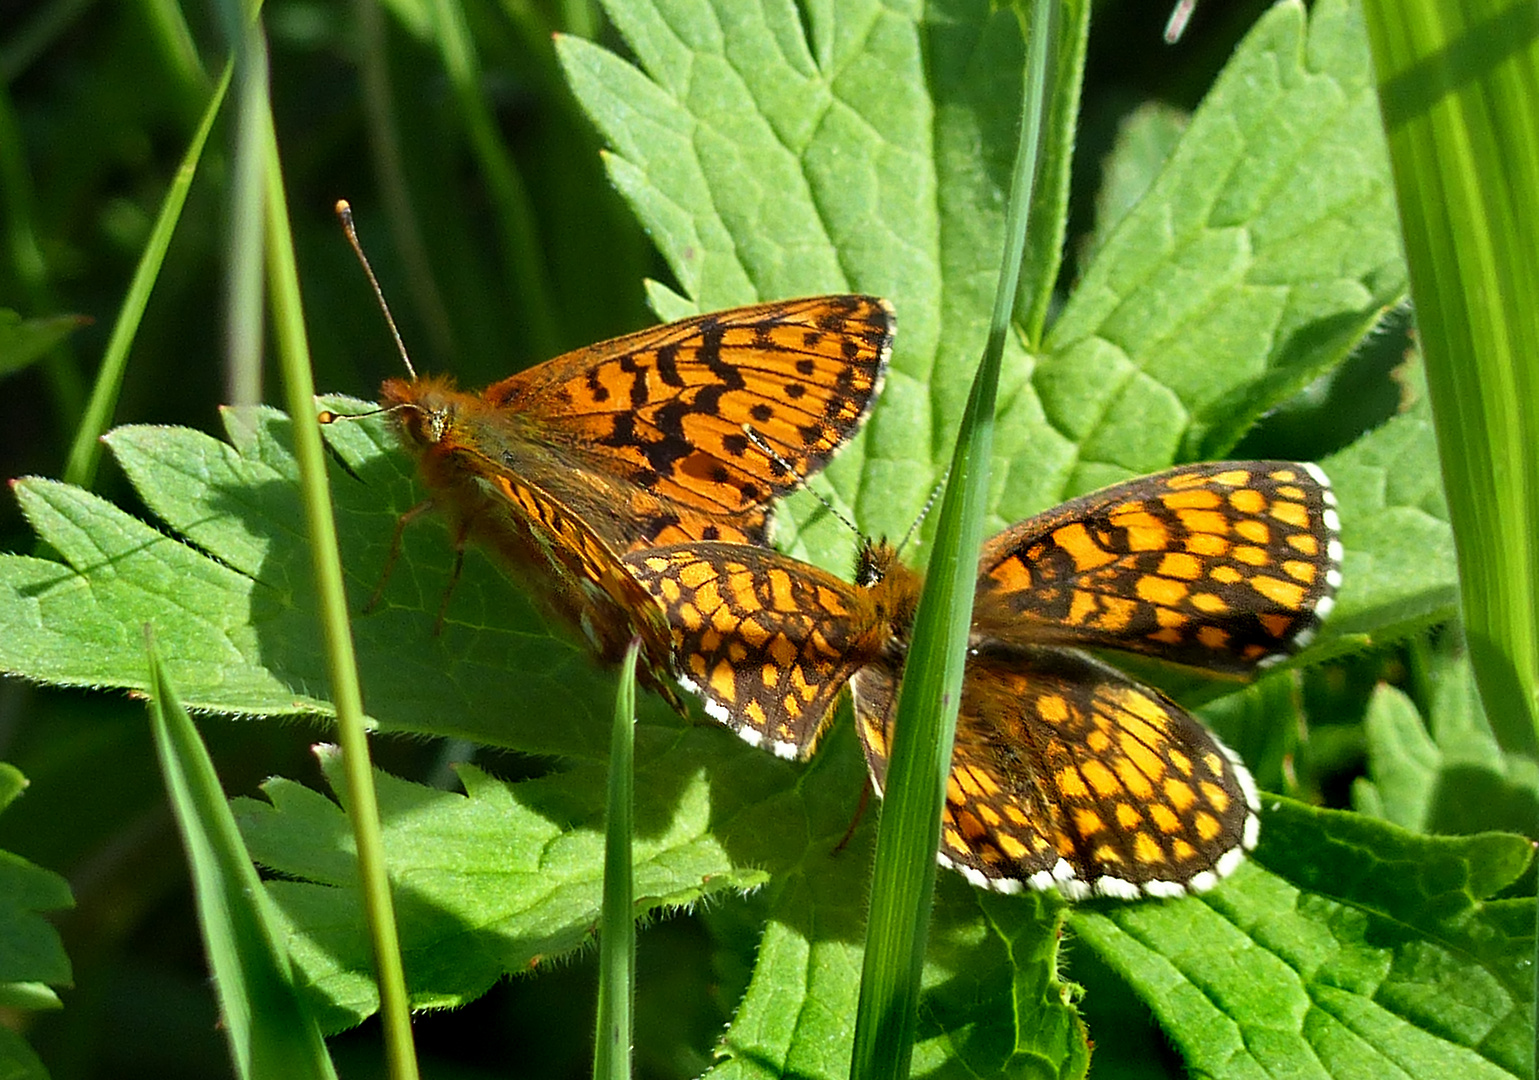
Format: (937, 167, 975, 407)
(1072, 798, 1535, 1080)
(555, 0, 1044, 559)
(0, 763, 73, 1080)
(236, 738, 771, 1031)
(1038, 0, 1406, 480)
(1353, 649, 1539, 839)
(0, 406, 662, 752)
(0, 310, 88, 379)
(1080, 103, 1188, 271)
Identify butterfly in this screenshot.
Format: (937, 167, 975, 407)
(339, 293, 894, 681)
(623, 462, 1343, 899)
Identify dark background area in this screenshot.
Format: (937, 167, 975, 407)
(1, 1, 1409, 1077)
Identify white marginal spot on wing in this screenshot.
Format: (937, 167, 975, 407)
(1096, 876, 1143, 901)
(1144, 879, 1190, 899)
(1056, 876, 1093, 902)
(1215, 845, 1248, 879)
(1215, 739, 1261, 813)
(1186, 868, 1220, 893)
(951, 861, 990, 890)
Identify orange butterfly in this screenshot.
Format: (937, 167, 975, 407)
(346, 290, 893, 684)
(625, 462, 1342, 898)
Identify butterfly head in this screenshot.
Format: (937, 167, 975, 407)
(381, 374, 464, 450)
(854, 537, 896, 587)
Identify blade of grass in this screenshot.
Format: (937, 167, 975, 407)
(143, 628, 337, 1080)
(350, 0, 458, 366)
(848, 2, 1058, 1075)
(429, 0, 558, 358)
(1361, 0, 1539, 1064)
(226, 21, 266, 409)
(259, 67, 421, 1080)
(1360, 0, 1539, 756)
(140, 0, 211, 111)
(60, 59, 234, 488)
(594, 639, 639, 1080)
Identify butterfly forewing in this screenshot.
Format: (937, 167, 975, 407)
(973, 462, 1342, 673)
(485, 295, 893, 544)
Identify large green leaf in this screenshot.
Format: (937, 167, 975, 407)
(1037, 0, 1406, 480)
(1072, 798, 1534, 1080)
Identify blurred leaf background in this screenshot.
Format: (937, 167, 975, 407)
(0, 0, 1503, 1077)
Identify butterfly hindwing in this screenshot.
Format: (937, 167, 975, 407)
(853, 642, 1259, 900)
(623, 542, 894, 759)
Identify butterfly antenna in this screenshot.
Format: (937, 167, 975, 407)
(1163, 0, 1196, 43)
(742, 425, 861, 538)
(894, 468, 948, 559)
(335, 199, 416, 380)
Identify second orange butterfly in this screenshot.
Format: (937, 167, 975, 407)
(625, 462, 1343, 899)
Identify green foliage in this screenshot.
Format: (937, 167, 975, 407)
(1, 0, 1534, 1076)
(1073, 798, 1533, 1079)
(0, 764, 72, 1080)
(1354, 642, 1539, 840)
(0, 311, 87, 379)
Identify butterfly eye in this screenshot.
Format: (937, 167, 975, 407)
(422, 409, 451, 445)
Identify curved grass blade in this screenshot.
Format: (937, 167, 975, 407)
(258, 77, 420, 1080)
(144, 628, 336, 1080)
(61, 59, 233, 489)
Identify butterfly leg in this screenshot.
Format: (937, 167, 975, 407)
(431, 522, 473, 636)
(366, 498, 436, 613)
(832, 777, 873, 856)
